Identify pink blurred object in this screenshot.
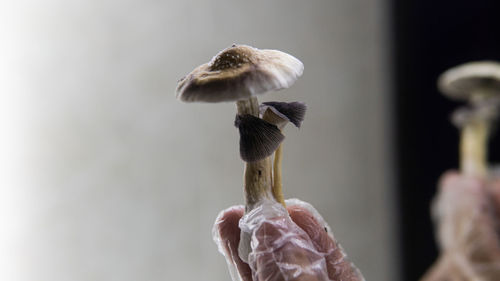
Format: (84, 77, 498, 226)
(421, 171, 500, 281)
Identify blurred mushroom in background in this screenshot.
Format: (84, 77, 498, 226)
(421, 61, 500, 281)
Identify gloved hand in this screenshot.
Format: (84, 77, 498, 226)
(421, 170, 500, 281)
(213, 198, 364, 281)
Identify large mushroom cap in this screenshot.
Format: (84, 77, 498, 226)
(438, 61, 500, 101)
(176, 44, 304, 103)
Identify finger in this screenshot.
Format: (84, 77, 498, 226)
(287, 203, 363, 281)
(214, 206, 253, 281)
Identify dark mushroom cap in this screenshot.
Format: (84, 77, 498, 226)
(176, 44, 304, 103)
(438, 61, 500, 101)
(260, 101, 307, 129)
(234, 114, 284, 162)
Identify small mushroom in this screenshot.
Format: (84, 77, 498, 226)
(260, 101, 307, 207)
(176, 44, 304, 209)
(438, 61, 500, 178)
(234, 114, 284, 163)
(261, 101, 307, 129)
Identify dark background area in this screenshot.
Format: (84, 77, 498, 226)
(392, 0, 500, 280)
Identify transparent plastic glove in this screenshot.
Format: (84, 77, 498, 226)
(213, 198, 364, 281)
(421, 170, 500, 281)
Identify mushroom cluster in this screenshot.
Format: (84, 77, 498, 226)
(177, 44, 364, 281)
(176, 44, 305, 210)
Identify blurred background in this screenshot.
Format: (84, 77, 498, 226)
(393, 1, 500, 280)
(1, 0, 499, 281)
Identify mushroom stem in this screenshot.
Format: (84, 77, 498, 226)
(236, 96, 274, 210)
(259, 101, 307, 209)
(259, 108, 286, 208)
(236, 97, 260, 116)
(272, 143, 286, 207)
(460, 118, 489, 178)
(243, 157, 274, 210)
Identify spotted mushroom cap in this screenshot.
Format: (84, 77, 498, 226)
(176, 44, 304, 103)
(438, 61, 500, 101)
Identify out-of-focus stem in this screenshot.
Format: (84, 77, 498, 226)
(460, 119, 489, 178)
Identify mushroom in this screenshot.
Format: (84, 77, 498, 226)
(438, 61, 500, 178)
(260, 101, 307, 207)
(176, 44, 304, 209)
(234, 114, 285, 163)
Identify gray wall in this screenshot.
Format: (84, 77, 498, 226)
(2, 0, 398, 280)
